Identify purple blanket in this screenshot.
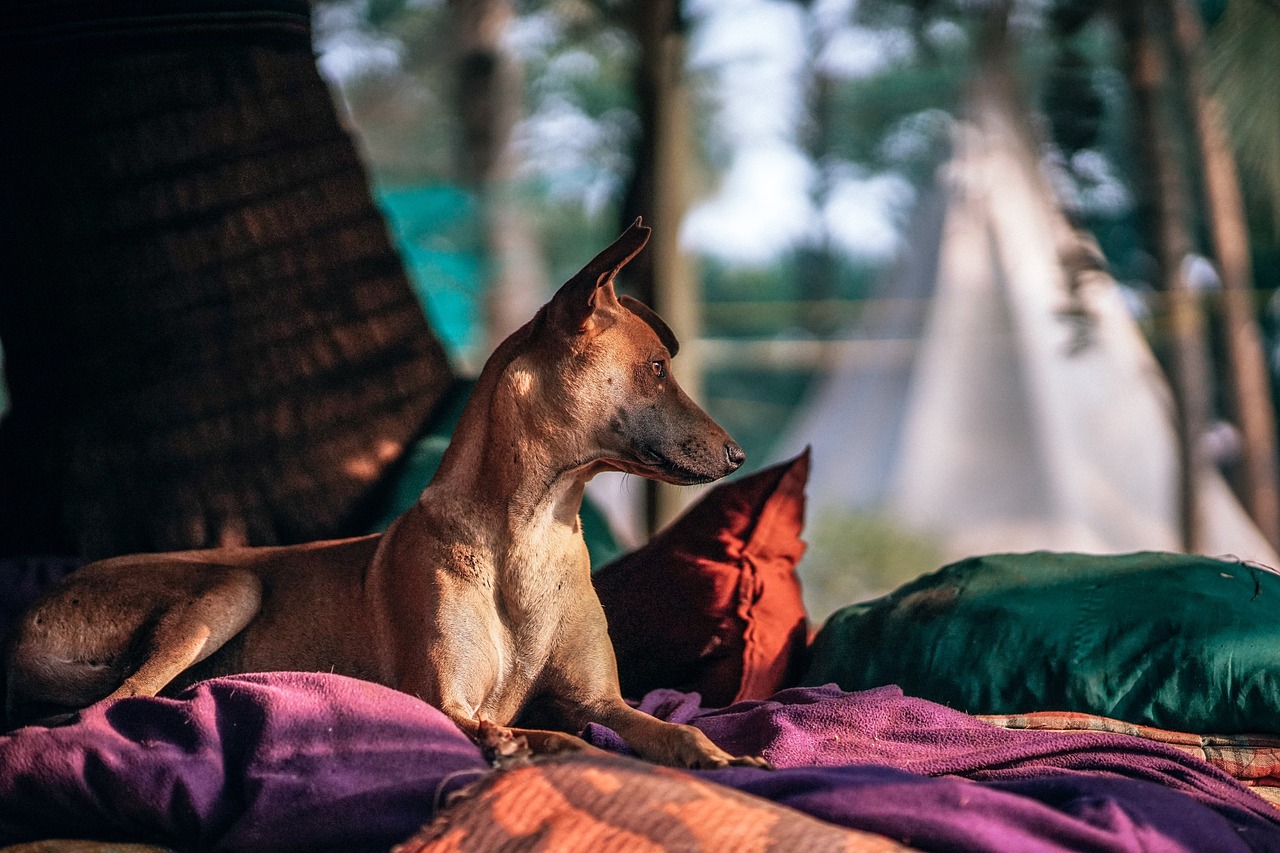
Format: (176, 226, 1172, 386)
(609, 686, 1280, 852)
(1, 674, 1278, 852)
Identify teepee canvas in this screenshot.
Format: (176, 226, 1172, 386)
(776, 82, 1278, 612)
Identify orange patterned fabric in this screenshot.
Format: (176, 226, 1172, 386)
(395, 754, 913, 853)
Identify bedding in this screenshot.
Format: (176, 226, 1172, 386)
(2, 673, 1280, 852)
(395, 753, 913, 851)
(981, 710, 1280, 804)
(805, 550, 1280, 732)
(9, 476, 1280, 851)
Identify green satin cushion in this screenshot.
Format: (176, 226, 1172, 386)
(804, 551, 1280, 733)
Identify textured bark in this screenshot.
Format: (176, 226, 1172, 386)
(1118, 0, 1213, 552)
(447, 0, 547, 357)
(1171, 0, 1280, 548)
(621, 0, 704, 533)
(0, 2, 454, 558)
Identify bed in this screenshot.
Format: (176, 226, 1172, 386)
(5, 453, 1280, 852)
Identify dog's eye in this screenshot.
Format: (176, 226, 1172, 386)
(650, 360, 667, 379)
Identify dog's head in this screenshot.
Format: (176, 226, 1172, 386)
(519, 218, 745, 485)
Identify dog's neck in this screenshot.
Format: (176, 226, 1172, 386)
(419, 326, 594, 550)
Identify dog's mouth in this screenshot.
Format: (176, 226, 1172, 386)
(626, 446, 723, 486)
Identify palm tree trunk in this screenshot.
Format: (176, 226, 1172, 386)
(1170, 0, 1280, 547)
(622, 0, 704, 533)
(1118, 0, 1213, 552)
(448, 0, 548, 359)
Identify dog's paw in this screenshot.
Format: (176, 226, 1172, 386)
(523, 728, 602, 756)
(477, 719, 534, 767)
(685, 748, 773, 770)
(476, 722, 606, 767)
(645, 723, 772, 770)
(725, 753, 774, 770)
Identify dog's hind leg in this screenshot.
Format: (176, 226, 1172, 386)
(104, 567, 263, 701)
(5, 565, 264, 727)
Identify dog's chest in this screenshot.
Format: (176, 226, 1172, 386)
(467, 600, 564, 720)
(483, 543, 590, 701)
(502, 611, 559, 684)
(497, 554, 582, 658)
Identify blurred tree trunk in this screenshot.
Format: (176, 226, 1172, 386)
(1170, 0, 1280, 547)
(1204, 0, 1280, 243)
(0, 2, 454, 559)
(620, 0, 704, 533)
(447, 0, 548, 360)
(797, 2, 837, 339)
(1118, 0, 1213, 552)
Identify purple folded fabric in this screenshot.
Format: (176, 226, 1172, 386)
(0, 673, 488, 851)
(704, 764, 1268, 853)
(3, 674, 1280, 852)
(585, 684, 1280, 852)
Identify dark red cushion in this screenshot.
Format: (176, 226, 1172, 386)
(593, 450, 810, 707)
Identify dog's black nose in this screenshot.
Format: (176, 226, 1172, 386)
(725, 442, 746, 469)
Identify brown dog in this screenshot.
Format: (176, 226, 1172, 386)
(4, 219, 766, 768)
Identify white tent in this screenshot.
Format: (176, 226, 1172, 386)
(775, 82, 1278, 612)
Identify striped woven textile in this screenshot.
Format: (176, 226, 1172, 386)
(396, 754, 916, 853)
(981, 711, 1280, 804)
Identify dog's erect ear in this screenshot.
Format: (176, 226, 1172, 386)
(618, 295, 679, 357)
(549, 218, 651, 334)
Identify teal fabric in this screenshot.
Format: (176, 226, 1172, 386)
(366, 379, 623, 569)
(375, 185, 483, 360)
(803, 551, 1280, 733)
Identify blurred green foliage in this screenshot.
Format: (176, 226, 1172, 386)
(799, 509, 943, 622)
(312, 0, 1280, 521)
(704, 366, 816, 466)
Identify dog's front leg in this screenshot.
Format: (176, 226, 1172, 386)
(390, 594, 600, 761)
(537, 604, 770, 769)
(590, 701, 771, 769)
(537, 659, 769, 768)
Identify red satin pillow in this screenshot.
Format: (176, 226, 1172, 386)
(593, 450, 810, 707)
